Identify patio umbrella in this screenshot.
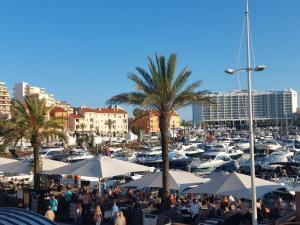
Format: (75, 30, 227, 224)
(121, 169, 209, 191)
(0, 158, 67, 174)
(188, 172, 282, 200)
(44, 156, 154, 178)
(285, 183, 300, 221)
(0, 157, 17, 166)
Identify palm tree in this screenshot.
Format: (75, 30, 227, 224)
(105, 119, 115, 142)
(1, 96, 67, 190)
(107, 54, 212, 211)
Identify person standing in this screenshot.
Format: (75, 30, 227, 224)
(75, 202, 82, 225)
(105, 145, 111, 157)
(111, 200, 119, 222)
(49, 195, 58, 215)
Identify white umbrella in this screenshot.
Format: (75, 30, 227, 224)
(121, 169, 209, 191)
(0, 157, 17, 166)
(188, 172, 282, 200)
(0, 159, 67, 174)
(45, 156, 153, 178)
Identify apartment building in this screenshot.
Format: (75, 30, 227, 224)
(0, 82, 11, 119)
(50, 107, 69, 131)
(14, 82, 56, 106)
(193, 88, 298, 124)
(132, 110, 181, 133)
(68, 105, 128, 135)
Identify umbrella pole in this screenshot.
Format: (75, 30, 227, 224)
(296, 192, 300, 221)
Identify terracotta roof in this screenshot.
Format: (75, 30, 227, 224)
(51, 107, 67, 114)
(69, 113, 84, 119)
(80, 108, 99, 113)
(79, 107, 128, 114)
(97, 108, 128, 114)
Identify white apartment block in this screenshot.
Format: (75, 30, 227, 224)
(193, 89, 298, 123)
(14, 81, 56, 106)
(69, 105, 128, 135)
(0, 82, 11, 119)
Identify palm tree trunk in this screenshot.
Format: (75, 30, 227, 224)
(159, 112, 170, 212)
(31, 135, 41, 191)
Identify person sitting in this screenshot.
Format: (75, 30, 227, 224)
(115, 211, 126, 225)
(180, 202, 190, 215)
(45, 205, 55, 221)
(93, 205, 103, 225)
(190, 199, 200, 218)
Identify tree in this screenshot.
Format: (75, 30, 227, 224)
(79, 123, 87, 147)
(79, 123, 86, 134)
(131, 125, 143, 143)
(1, 96, 67, 190)
(107, 53, 212, 211)
(105, 119, 115, 142)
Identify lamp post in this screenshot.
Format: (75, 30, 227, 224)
(225, 1, 266, 224)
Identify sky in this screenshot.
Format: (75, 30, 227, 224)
(0, 0, 299, 120)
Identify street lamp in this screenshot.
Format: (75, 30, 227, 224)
(225, 65, 266, 75)
(225, 1, 266, 225)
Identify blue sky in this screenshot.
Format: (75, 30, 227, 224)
(1, 0, 299, 120)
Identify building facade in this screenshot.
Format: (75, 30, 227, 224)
(68, 105, 128, 135)
(0, 82, 11, 119)
(50, 107, 69, 131)
(14, 81, 56, 106)
(193, 89, 298, 124)
(132, 110, 181, 133)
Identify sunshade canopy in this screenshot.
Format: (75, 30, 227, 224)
(0, 158, 67, 174)
(45, 156, 153, 178)
(188, 172, 282, 200)
(121, 169, 209, 191)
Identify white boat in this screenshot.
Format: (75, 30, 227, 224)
(28, 147, 64, 160)
(62, 151, 94, 163)
(202, 145, 243, 160)
(112, 150, 136, 162)
(189, 152, 233, 175)
(235, 139, 250, 150)
(177, 146, 204, 158)
(261, 151, 293, 169)
(255, 139, 282, 151)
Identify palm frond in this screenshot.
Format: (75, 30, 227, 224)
(106, 92, 146, 106)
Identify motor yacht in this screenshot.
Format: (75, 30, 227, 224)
(62, 150, 94, 163)
(189, 152, 234, 175)
(255, 139, 282, 152)
(112, 150, 136, 162)
(261, 151, 293, 169)
(201, 145, 243, 160)
(177, 146, 204, 158)
(234, 139, 250, 150)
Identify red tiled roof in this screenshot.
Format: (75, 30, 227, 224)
(51, 107, 67, 113)
(79, 107, 128, 114)
(97, 108, 128, 114)
(69, 113, 84, 119)
(80, 108, 99, 113)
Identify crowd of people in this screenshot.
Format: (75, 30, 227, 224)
(0, 174, 296, 225)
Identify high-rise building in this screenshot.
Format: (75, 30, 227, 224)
(14, 81, 56, 106)
(193, 88, 298, 124)
(0, 82, 11, 119)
